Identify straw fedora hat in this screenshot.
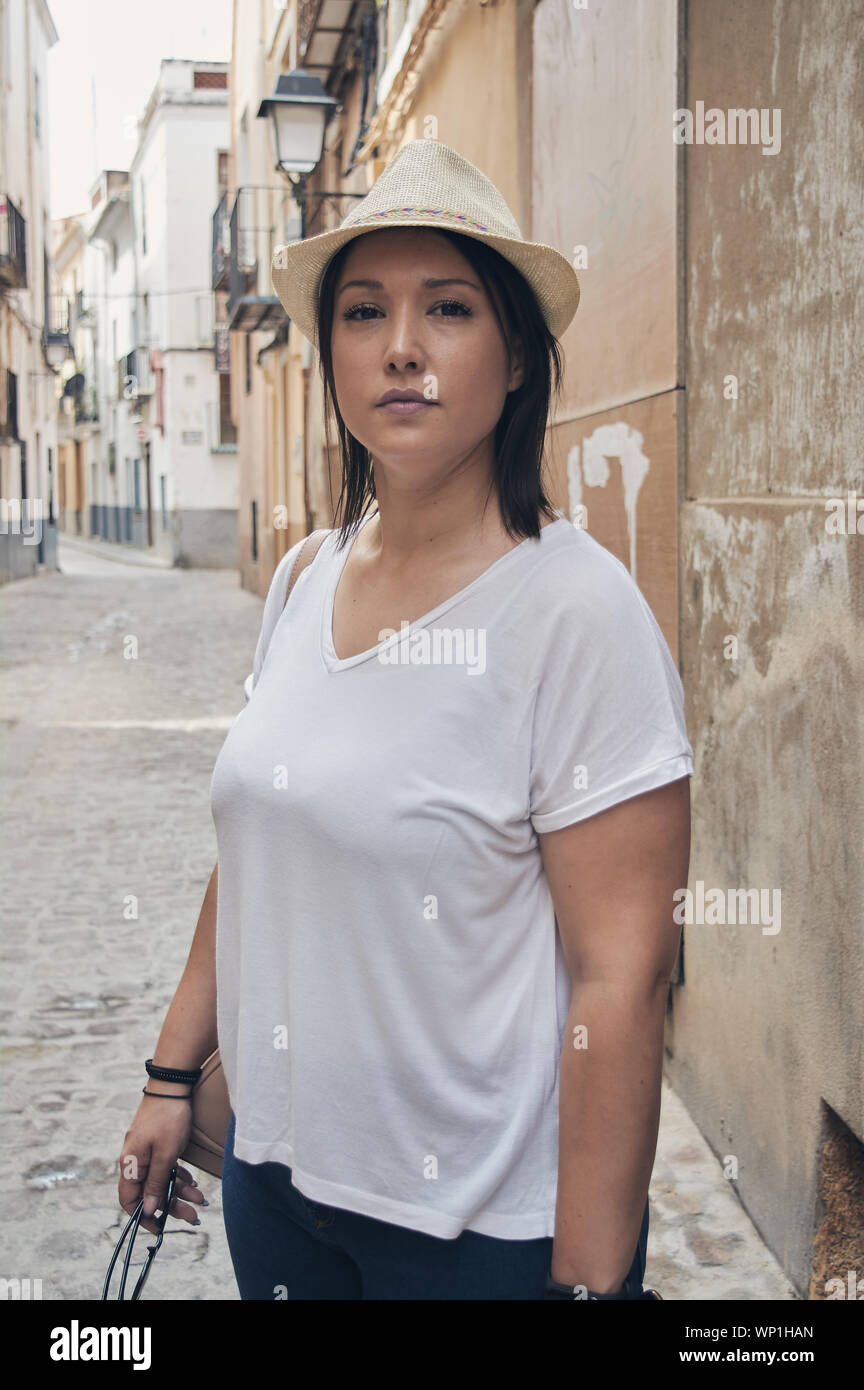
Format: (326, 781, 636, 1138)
(271, 137, 580, 349)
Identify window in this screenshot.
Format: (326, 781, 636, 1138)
(160, 474, 167, 529)
(219, 372, 237, 445)
(155, 363, 164, 433)
(245, 335, 251, 394)
(218, 150, 229, 189)
(0, 368, 18, 441)
(193, 70, 227, 89)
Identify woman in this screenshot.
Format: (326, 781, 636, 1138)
(117, 139, 693, 1300)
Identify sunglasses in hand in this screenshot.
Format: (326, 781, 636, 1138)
(101, 1166, 178, 1300)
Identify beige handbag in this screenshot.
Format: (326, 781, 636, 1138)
(180, 527, 332, 1179)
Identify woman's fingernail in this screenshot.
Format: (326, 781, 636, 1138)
(201, 1198, 210, 1207)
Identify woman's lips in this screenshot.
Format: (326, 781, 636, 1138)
(377, 400, 438, 415)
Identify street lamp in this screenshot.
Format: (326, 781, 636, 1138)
(257, 69, 339, 239)
(257, 68, 367, 241)
(257, 69, 338, 176)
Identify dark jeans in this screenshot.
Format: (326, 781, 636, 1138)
(221, 1111, 650, 1299)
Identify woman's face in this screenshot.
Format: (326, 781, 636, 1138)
(329, 227, 524, 485)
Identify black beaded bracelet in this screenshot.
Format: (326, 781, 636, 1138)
(544, 1270, 640, 1299)
(145, 1057, 202, 1085)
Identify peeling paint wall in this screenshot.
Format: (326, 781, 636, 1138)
(669, 0, 864, 1297)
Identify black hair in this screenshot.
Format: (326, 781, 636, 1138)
(315, 226, 565, 552)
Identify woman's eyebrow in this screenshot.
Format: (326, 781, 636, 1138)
(336, 277, 482, 297)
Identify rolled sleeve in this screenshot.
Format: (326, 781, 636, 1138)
(529, 564, 694, 833)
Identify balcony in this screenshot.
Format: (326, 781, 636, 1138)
(298, 0, 356, 72)
(229, 295, 288, 333)
(298, 0, 324, 57)
(75, 383, 99, 424)
(43, 293, 71, 356)
(117, 346, 154, 401)
(0, 195, 27, 289)
(212, 190, 231, 292)
(226, 186, 288, 334)
(228, 187, 259, 309)
(62, 372, 99, 424)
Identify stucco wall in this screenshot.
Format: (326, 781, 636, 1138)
(532, 0, 684, 656)
(667, 0, 864, 1296)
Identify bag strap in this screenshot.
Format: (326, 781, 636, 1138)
(282, 528, 332, 611)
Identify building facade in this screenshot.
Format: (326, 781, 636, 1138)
(0, 0, 62, 583)
(52, 207, 101, 539)
(83, 61, 236, 564)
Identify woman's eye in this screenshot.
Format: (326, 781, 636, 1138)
(342, 303, 380, 321)
(431, 299, 471, 316)
(342, 299, 472, 321)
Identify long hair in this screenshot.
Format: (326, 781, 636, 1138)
(316, 227, 565, 552)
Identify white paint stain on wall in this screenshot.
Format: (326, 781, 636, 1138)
(567, 422, 651, 580)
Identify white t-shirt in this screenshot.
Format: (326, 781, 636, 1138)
(209, 511, 694, 1239)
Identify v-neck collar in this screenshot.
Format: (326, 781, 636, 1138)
(320, 511, 572, 674)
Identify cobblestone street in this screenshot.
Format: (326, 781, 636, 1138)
(0, 537, 797, 1300)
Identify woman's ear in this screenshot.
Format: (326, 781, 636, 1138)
(507, 335, 526, 393)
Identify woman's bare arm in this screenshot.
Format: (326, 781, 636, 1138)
(148, 860, 220, 1089)
(538, 777, 692, 1292)
(116, 861, 220, 1230)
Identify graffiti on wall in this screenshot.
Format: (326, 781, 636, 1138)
(567, 423, 651, 581)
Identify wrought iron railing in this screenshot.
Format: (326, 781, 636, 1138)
(44, 293, 70, 340)
(228, 187, 262, 311)
(212, 189, 231, 291)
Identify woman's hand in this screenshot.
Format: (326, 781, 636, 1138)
(117, 1096, 207, 1236)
